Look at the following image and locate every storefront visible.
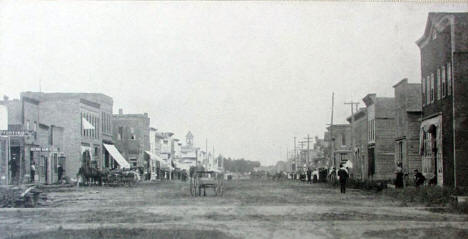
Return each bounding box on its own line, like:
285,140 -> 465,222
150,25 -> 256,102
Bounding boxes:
103,143 -> 130,169
144,151 -> 170,180
419,115 -> 443,186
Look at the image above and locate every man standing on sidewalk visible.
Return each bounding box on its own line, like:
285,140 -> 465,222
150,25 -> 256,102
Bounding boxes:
30,161 -> 36,183
338,164 -> 349,194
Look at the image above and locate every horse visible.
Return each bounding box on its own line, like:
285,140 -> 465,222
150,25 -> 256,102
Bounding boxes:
77,166 -> 109,186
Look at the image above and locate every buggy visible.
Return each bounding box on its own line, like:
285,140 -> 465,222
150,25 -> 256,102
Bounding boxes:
190,170 -> 224,196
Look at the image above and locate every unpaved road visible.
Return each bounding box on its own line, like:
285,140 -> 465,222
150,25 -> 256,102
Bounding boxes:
1,180 -> 467,239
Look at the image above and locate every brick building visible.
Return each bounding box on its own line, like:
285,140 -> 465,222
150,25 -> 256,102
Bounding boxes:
20,92 -> 115,180
416,12 -> 468,187
346,108 -> 368,180
363,94 -> 395,180
1,95 -> 65,184
325,124 -> 352,170
112,109 -> 150,169
393,79 -> 422,177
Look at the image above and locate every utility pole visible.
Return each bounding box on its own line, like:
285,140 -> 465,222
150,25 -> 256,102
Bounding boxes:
294,136 -> 297,179
299,135 -> 313,168
329,92 -> 335,170
305,134 -> 311,168
345,101 -> 359,176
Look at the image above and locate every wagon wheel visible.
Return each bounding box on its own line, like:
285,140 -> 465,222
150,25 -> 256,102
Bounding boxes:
216,177 -> 224,196
190,176 -> 196,196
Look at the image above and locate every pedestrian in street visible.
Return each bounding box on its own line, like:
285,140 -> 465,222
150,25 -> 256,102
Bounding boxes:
57,164 -> 64,183
395,162 -> 404,188
30,161 -> 36,183
307,168 -> 312,184
337,164 -> 349,194
414,170 -> 425,187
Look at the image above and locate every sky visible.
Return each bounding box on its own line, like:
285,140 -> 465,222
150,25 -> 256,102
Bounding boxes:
1,1 -> 467,166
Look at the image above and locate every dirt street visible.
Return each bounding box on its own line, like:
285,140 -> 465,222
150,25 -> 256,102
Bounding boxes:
1,180 -> 467,239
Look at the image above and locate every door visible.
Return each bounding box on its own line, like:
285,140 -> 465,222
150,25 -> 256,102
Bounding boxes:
368,147 -> 375,177
42,155 -> 48,184
10,146 -> 21,184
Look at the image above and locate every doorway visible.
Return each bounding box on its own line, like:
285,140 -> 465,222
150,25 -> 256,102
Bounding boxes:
9,146 -> 21,184
368,147 -> 375,178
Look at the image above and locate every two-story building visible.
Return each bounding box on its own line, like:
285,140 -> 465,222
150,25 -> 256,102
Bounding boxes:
112,109 -> 150,169
393,79 -> 422,177
20,92 -> 120,180
416,12 -> 468,187
346,108 -> 368,180
325,124 -> 352,170
1,95 -> 65,184
363,94 -> 395,180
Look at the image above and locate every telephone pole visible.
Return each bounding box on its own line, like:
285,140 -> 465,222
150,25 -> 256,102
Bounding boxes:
329,92 -> 335,169
305,134 -> 312,168
294,136 -> 297,179
299,135 -> 313,168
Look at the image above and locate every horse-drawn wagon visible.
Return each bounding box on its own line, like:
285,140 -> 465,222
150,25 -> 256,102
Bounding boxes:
190,170 -> 224,196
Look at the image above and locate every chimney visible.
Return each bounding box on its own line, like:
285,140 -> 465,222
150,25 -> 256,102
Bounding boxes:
144,113 -> 148,118
119,108 -> 123,115
3,95 -> 8,102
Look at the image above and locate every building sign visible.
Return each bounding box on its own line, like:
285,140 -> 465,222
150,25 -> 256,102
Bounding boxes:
0,130 -> 32,136
30,147 -> 50,152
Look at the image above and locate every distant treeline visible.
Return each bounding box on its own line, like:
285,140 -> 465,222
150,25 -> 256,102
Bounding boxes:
222,157 -> 261,173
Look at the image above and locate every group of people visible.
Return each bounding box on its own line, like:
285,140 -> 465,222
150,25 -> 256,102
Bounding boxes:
29,161 -> 64,184
394,162 -> 427,188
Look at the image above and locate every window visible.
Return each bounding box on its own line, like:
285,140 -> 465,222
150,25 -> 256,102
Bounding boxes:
447,62 -> 452,96
430,73 -> 435,103
422,77 -> 426,106
399,141 -> 403,162
368,119 -> 375,142
423,132 -> 432,157
130,128 -> 136,140
437,68 -> 441,100
49,127 -> 53,145
81,112 -> 84,136
341,133 -> 346,146
26,120 -> 30,130
441,66 -> 446,98
118,127 -> 123,140
33,121 -> 37,131
426,76 -> 431,104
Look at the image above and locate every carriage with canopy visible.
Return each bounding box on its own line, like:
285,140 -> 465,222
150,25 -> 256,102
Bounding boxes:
189,167 -> 224,196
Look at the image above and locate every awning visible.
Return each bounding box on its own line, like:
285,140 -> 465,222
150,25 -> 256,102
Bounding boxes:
103,144 -> 130,169
145,151 -> 171,169
82,117 -> 95,130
